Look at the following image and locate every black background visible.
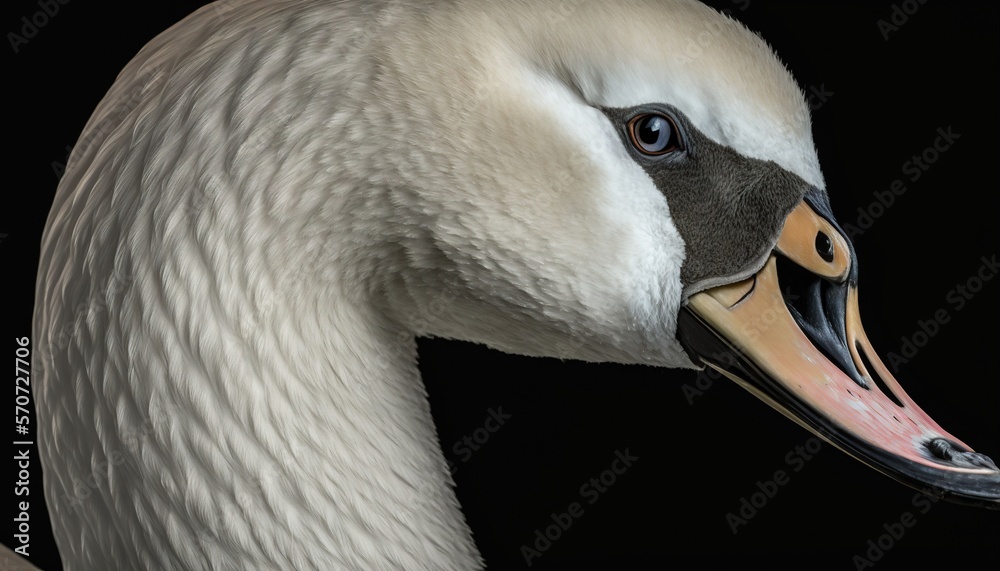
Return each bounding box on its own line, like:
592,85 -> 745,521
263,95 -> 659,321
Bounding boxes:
4,1 -> 998,570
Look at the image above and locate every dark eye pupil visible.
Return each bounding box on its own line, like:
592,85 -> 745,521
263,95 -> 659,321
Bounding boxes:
639,116 -> 666,146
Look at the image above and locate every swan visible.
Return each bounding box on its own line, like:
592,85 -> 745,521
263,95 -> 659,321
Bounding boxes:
31,0 -> 999,569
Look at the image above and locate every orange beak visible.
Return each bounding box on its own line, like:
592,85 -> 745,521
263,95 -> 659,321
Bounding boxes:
678,191 -> 999,508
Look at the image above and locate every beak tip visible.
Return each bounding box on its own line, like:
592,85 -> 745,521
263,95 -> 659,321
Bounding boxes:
683,195 -> 999,509
926,438 -> 1000,472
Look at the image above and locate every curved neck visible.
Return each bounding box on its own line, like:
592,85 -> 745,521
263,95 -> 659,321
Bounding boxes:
42,240 -> 481,569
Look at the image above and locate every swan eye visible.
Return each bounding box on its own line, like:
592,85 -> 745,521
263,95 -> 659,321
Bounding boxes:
628,113 -> 682,156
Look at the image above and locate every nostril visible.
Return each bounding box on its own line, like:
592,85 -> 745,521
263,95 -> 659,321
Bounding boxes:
926,438 -> 1000,470
815,231 -> 834,262
774,254 -> 869,389
856,341 -> 903,405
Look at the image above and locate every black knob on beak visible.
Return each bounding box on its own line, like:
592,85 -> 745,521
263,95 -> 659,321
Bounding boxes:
816,231 -> 834,262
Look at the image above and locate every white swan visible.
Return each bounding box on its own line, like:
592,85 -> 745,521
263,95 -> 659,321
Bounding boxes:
33,0 -> 999,569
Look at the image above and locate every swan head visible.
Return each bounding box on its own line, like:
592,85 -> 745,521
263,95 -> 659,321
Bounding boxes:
36,9 -> 998,568
355,0 -> 998,506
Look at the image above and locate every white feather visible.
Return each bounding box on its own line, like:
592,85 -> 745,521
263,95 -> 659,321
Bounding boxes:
34,1 -> 820,568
